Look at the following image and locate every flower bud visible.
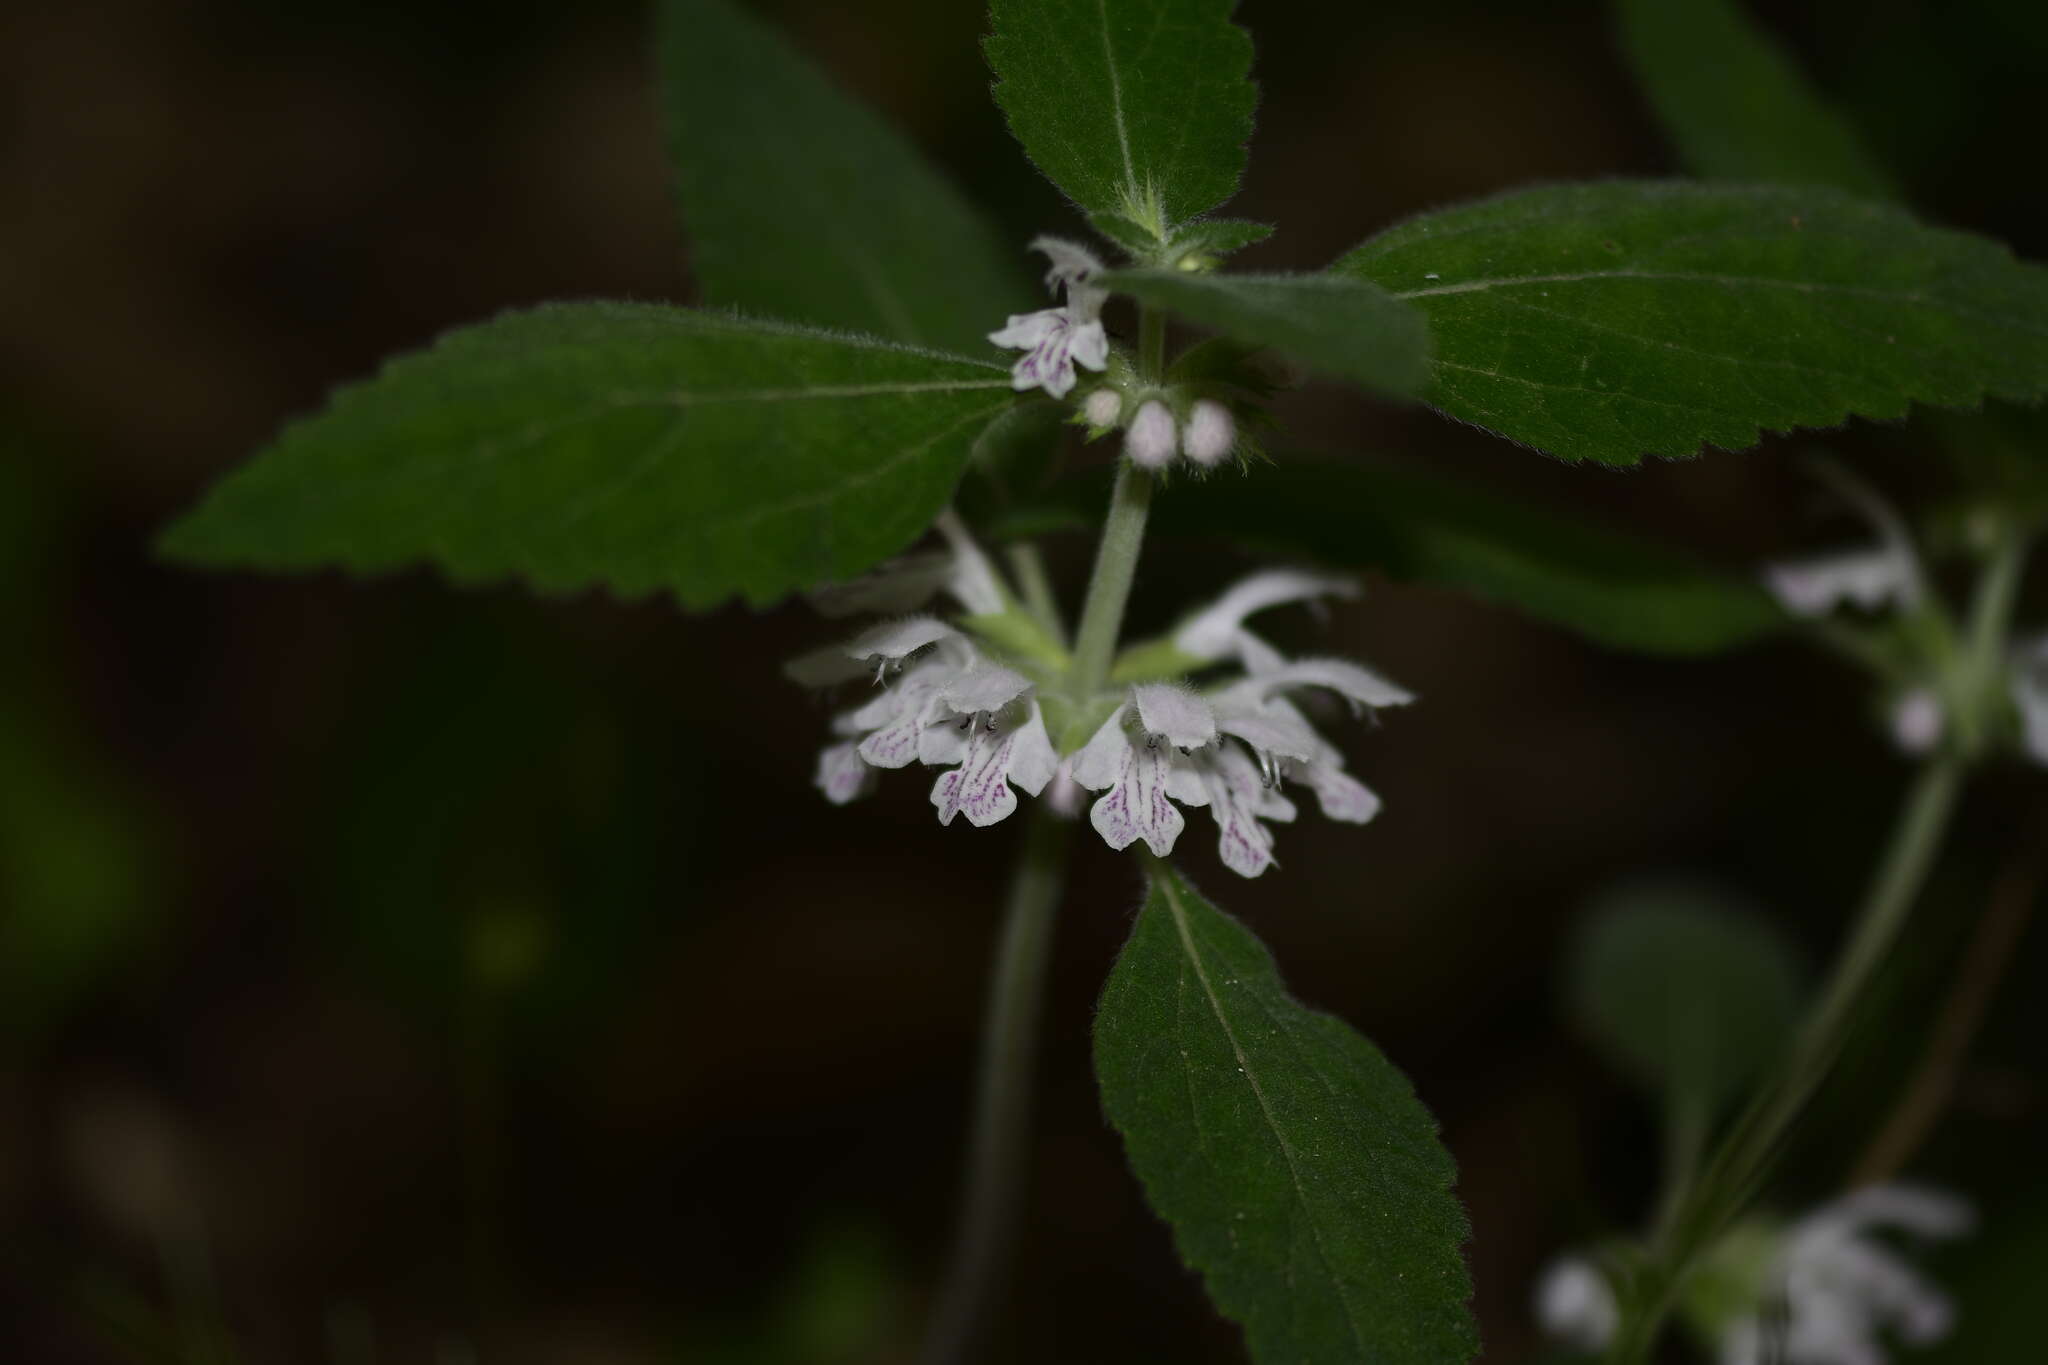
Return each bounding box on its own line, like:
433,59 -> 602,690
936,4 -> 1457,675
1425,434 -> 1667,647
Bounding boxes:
1890,687 -> 1943,755
1183,399 -> 1236,466
1126,399 -> 1177,469
1082,387 -> 1122,428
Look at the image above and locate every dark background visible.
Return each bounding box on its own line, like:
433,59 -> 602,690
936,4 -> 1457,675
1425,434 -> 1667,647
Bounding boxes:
4,0 -> 2046,1360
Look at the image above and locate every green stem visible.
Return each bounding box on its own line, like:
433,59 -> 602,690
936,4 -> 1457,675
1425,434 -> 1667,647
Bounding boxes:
917,809 -> 1074,1365
1618,757 -> 1964,1362
1612,525 -> 2034,1361
1068,462 -> 1155,694
1952,531 -> 2029,757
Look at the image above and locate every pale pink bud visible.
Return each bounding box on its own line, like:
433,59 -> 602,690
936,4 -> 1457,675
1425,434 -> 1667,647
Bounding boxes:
1126,400 -> 1177,469
1183,399 -> 1235,466
1083,387 -> 1122,427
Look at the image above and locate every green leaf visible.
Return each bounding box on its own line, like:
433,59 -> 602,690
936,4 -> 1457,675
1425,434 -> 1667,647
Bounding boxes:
1567,879 -> 1803,1113
1173,218 -> 1276,257
1615,0 -> 1899,200
1089,212 -> 1164,256
658,0 -> 1029,354
1103,270 -> 1430,396
986,0 -> 1256,230
1152,458 -> 1786,655
160,303 -> 1017,609
1096,862 -> 1477,1365
1336,182 -> 2048,465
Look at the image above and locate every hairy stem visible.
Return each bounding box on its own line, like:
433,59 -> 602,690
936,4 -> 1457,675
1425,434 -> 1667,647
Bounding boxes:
917,809 -> 1074,1365
1069,461 -> 1155,694
1067,302 -> 1165,696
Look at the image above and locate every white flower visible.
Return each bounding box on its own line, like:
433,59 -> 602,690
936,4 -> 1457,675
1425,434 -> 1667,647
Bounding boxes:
1762,470 -> 1924,619
1183,398 -> 1236,466
1071,657 -> 1408,877
2011,634 -> 2048,766
1072,705 -> 1205,857
1126,399 -> 1177,469
919,664 -> 1059,827
1535,1186 -> 1973,1365
989,238 -> 1110,399
1174,568 -> 1361,673
1764,547 -> 1919,618
1534,1256 -> 1619,1353
1721,1185 -> 1972,1365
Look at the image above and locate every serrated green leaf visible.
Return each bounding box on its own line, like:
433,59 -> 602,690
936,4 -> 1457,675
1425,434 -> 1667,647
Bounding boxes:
160,303 -> 1017,609
1616,0 -> 1898,200
986,0 -> 1255,229
1096,862 -> 1477,1365
1104,270 -> 1430,396
1567,879 -> 1803,1113
658,0 -> 1029,354
1152,458 -> 1786,655
1335,181 -> 2048,464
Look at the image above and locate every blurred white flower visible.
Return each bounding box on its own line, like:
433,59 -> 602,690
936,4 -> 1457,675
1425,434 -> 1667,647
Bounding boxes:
1721,1184 -> 1972,1365
1535,1256 -> 1619,1353
1534,1185 -> 1972,1365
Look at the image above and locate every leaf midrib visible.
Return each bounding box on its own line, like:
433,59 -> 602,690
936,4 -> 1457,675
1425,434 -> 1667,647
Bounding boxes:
1094,0 -> 1139,207
1390,269 -> 2048,341
1159,868 -> 1372,1359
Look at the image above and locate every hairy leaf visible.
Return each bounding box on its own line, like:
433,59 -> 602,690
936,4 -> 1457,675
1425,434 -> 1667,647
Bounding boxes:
1153,458 -> 1786,654
1568,879 -> 1803,1113
658,0 -> 1028,354
986,0 -> 1255,229
1097,863 -> 1477,1365
1336,181 -> 2048,464
160,304 -> 1016,609
1104,270 -> 1430,396
1616,0 -> 1898,199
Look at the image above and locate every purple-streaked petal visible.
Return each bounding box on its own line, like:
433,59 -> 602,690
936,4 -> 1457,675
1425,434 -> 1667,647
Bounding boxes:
814,741 -> 874,805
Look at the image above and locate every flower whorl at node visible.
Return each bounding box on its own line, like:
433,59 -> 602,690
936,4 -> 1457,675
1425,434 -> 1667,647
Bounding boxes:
1761,473 -> 2048,768
789,536 -> 1409,877
1535,1184 -> 1974,1365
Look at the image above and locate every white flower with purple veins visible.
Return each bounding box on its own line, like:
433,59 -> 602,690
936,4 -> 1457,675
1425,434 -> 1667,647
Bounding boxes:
1072,574 -> 1411,877
791,523 -> 1409,871
988,236 -> 1110,400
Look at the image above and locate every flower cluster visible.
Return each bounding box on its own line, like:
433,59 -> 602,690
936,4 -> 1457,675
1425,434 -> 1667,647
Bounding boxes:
990,237 -> 1242,472
788,524 -> 1409,877
1537,1184 -> 1974,1365
1762,483 -> 2046,766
